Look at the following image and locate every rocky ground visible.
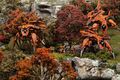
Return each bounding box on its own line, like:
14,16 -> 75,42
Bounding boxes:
70,57 -> 120,80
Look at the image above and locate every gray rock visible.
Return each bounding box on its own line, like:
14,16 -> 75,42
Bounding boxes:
112,74 -> 120,80
71,45 -> 81,53
0,17 -> 5,24
89,67 -> 100,77
71,57 -> 119,79
72,57 -> 99,67
92,60 -> 99,67
77,66 -> 90,79
0,45 -> 6,50
20,0 -> 30,3
101,68 -> 115,79
20,0 -> 35,11
0,42 -> 4,47
72,57 -> 100,79
116,63 -> 120,73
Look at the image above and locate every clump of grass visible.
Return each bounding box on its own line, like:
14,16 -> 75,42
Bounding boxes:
52,52 -> 75,60
81,53 -> 97,59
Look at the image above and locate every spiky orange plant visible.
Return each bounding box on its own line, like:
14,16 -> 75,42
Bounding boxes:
80,29 -> 115,58
78,0 -> 117,58
5,8 -> 47,52
87,0 -> 117,36
5,8 -> 46,33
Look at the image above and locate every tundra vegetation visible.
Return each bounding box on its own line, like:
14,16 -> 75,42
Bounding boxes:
0,0 -> 120,80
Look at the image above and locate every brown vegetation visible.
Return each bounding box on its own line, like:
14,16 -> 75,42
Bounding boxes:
9,48 -> 77,80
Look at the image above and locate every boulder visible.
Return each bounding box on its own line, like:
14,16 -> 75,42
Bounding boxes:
72,57 -> 100,79
72,57 -> 99,67
20,0 -> 34,11
0,45 -> 6,50
101,68 -> 115,79
20,0 -> 30,3
71,57 -> 118,80
116,63 -> 120,73
77,66 -> 90,79
0,17 -> 5,24
112,74 -> 120,80
89,67 -> 100,78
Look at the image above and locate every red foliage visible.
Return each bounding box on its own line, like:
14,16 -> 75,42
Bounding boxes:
57,5 -> 86,27
54,0 -> 94,43
0,34 -> 6,42
0,51 -> 4,64
71,0 -> 93,14
55,5 -> 86,42
102,0 -> 120,17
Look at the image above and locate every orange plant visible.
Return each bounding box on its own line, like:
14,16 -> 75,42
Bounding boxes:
9,59 -> 32,80
78,0 -> 117,58
61,61 -> 78,80
10,48 -> 77,80
5,9 -> 47,52
87,0 -> 117,36
80,29 -> 115,58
